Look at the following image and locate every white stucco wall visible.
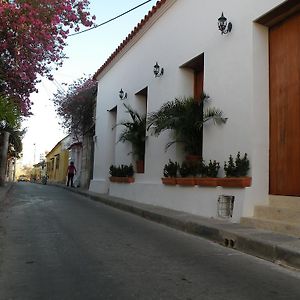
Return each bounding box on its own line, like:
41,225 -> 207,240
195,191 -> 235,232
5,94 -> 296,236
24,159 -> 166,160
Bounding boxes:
90,0 -> 287,221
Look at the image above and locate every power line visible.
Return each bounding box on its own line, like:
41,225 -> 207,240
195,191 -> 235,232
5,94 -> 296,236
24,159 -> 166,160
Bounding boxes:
53,78 -> 66,93
69,0 -> 153,37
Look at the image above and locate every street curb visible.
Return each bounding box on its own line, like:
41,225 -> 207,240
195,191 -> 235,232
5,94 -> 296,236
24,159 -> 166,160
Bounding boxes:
59,185 -> 300,270
234,234 -> 300,270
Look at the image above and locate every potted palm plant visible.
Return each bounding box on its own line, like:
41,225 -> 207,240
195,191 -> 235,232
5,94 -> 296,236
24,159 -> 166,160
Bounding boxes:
116,104 -> 146,173
147,93 -> 227,161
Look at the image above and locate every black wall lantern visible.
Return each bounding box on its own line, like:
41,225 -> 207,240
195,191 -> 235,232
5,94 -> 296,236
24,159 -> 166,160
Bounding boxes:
119,88 -> 127,100
153,62 -> 164,77
218,12 -> 232,34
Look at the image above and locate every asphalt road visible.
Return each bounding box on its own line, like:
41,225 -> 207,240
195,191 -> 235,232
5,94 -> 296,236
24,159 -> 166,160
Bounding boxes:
0,183 -> 300,300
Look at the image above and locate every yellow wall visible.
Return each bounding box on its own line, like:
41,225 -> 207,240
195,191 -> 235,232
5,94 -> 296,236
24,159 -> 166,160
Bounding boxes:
46,140 -> 69,184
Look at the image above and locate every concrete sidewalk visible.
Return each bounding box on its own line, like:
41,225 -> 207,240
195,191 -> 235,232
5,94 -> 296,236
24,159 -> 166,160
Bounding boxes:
58,185 -> 300,271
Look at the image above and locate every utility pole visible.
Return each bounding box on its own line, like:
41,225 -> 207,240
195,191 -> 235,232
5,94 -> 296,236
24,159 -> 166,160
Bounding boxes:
33,143 -> 36,164
0,131 -> 10,186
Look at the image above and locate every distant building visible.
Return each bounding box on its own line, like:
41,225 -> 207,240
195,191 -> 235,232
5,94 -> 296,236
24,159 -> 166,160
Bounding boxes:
46,136 -> 70,184
31,160 -> 46,182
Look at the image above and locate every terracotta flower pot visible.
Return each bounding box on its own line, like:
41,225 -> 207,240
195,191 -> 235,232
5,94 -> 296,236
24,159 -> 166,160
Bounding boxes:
195,177 -> 219,187
123,177 -> 135,183
161,177 -> 177,185
218,177 -> 252,188
109,176 -> 135,183
185,155 -> 202,162
109,176 -> 118,183
176,177 -> 196,186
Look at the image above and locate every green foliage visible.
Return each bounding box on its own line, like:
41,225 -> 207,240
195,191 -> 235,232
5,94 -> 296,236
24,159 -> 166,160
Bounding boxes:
203,160 -> 220,177
224,155 -> 236,177
147,93 -> 227,155
0,94 -> 24,158
178,161 -> 198,177
179,161 -> 190,178
0,94 -> 21,130
166,158 -> 221,178
7,127 -> 25,159
117,104 -> 146,160
163,159 -> 179,178
188,161 -> 199,177
224,152 -> 250,177
109,164 -> 134,177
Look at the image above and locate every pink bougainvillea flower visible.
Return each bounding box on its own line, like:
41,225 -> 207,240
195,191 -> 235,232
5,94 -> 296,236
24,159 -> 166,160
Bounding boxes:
0,0 -> 96,116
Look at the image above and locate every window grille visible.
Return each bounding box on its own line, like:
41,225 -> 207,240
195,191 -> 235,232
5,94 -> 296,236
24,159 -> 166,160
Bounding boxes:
218,195 -> 235,218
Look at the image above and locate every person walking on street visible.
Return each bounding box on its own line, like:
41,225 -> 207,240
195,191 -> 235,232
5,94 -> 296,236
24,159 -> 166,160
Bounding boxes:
67,161 -> 76,187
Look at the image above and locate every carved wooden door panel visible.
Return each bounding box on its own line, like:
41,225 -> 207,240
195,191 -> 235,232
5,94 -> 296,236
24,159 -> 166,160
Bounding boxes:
269,12 -> 300,195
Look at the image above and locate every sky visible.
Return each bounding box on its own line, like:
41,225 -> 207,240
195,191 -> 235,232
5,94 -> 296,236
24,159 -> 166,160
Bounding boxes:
21,0 -> 155,166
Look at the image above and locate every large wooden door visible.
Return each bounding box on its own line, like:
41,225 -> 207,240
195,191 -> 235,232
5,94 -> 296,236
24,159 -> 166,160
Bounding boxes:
269,11 -> 300,196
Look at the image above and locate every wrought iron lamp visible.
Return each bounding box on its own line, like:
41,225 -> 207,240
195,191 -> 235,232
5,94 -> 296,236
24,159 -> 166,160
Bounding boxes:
119,88 -> 127,100
218,12 -> 232,34
153,62 -> 164,77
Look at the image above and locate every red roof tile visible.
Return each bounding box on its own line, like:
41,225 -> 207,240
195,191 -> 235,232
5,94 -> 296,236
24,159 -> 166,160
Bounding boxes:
93,0 -> 167,79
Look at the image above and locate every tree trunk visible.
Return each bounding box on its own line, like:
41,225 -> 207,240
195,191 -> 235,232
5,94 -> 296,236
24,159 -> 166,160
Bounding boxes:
0,131 -> 10,186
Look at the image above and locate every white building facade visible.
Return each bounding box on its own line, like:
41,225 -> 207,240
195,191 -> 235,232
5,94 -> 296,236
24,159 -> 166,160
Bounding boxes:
90,0 -> 300,222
